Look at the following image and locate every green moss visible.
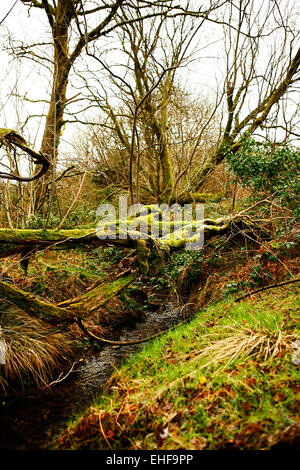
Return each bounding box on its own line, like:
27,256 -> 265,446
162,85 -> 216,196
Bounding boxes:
0,280 -> 74,324
0,228 -> 130,257
0,128 -> 26,144
0,269 -> 138,325
63,272 -> 138,312
0,228 -> 96,243
136,239 -> 151,274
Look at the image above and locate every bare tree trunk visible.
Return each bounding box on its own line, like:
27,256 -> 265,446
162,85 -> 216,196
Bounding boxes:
34,1 -> 73,212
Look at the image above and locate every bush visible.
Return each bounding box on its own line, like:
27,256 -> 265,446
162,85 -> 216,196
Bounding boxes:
226,137 -> 300,215
162,251 -> 204,292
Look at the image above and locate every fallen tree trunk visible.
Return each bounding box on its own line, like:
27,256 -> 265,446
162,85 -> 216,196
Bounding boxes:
0,228 -> 133,258
57,270 -> 138,316
0,271 -> 138,325
0,210 -> 255,325
0,212 -> 249,278
0,214 -> 238,257
0,279 -> 75,324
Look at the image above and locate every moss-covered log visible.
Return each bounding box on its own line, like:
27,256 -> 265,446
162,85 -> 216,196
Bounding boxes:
136,240 -> 151,274
156,220 -> 230,250
0,271 -> 138,325
0,280 -> 74,324
0,228 -> 133,258
0,212 -> 243,260
58,271 -> 138,315
0,215 -> 224,258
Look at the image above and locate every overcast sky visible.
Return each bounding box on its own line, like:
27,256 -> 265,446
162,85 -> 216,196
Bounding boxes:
0,1 -> 226,149
0,0 -> 299,166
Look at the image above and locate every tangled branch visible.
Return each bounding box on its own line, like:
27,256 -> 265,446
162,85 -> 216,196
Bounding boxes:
0,128 -> 50,182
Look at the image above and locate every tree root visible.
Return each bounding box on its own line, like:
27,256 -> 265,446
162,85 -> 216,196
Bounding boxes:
76,316 -> 190,346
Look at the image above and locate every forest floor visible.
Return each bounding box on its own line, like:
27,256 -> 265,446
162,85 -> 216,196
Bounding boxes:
0,198 -> 299,450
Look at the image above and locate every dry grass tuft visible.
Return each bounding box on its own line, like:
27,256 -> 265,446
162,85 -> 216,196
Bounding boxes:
199,323 -> 297,367
0,306 -> 74,394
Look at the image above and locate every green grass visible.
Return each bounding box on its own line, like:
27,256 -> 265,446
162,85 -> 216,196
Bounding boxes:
56,284 -> 300,450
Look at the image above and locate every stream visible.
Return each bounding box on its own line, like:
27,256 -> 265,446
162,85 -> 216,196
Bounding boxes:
0,300 -> 189,450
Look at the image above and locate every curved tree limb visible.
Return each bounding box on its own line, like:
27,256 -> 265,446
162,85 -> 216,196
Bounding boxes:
234,278 -> 300,303
0,128 -> 50,182
76,316 -> 190,346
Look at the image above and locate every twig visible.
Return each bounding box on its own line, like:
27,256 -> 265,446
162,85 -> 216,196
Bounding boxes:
234,278 -> 300,302
76,315 -> 191,346
45,359 -> 83,388
115,391 -> 129,430
99,410 -> 112,450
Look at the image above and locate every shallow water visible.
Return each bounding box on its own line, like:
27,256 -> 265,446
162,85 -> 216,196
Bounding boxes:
0,301 -> 188,450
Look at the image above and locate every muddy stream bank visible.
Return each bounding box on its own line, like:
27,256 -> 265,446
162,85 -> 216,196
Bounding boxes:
0,301 -> 189,450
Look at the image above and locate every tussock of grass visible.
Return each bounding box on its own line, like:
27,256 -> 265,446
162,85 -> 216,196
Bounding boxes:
57,286 -> 300,450
0,307 -> 74,394
199,324 -> 295,364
